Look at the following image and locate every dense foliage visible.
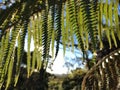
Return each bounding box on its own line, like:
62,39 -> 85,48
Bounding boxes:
0,0 -> 120,90
62,68 -> 86,90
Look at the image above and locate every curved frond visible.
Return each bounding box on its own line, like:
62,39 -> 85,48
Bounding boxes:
82,48 -> 120,90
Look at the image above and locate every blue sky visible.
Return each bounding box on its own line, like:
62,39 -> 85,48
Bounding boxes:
24,37 -> 86,74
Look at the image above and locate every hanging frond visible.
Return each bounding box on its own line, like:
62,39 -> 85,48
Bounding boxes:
80,0 -> 98,53
14,19 -> 29,85
0,22 -> 21,88
41,7 -> 48,63
49,0 -> 55,59
67,0 -> 85,58
27,22 -> 32,77
0,30 -> 10,88
99,0 -> 120,49
5,47 -> 15,90
54,0 -> 63,59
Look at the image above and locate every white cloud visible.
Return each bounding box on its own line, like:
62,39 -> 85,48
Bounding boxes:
47,50 -> 68,74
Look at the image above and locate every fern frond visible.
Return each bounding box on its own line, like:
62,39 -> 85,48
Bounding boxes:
100,64 -> 107,90
45,0 -> 56,67
101,0 -> 120,49
0,0 -> 120,89
14,19 -> 28,85
82,48 -> 120,90
54,0 -> 63,59
108,58 -> 118,87
37,13 -> 43,70
5,47 -> 15,90
32,17 -> 38,73
104,59 -> 113,89
61,3 -> 68,55
41,9 -> 48,61
27,22 -> 31,77
0,30 -> 10,88
51,30 -> 55,59
0,22 -> 21,89
31,50 -> 36,74
0,1 -> 25,38
113,0 -> 120,40
67,0 -> 85,58
48,0 -> 56,59
98,1 -> 103,49
28,22 -> 38,74
80,0 -> 98,53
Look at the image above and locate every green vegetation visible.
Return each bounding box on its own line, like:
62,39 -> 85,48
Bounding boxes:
62,68 -> 86,90
0,0 -> 120,90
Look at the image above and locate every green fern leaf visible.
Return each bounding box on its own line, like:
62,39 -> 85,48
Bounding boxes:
54,0 -> 63,59
67,0 -> 85,58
